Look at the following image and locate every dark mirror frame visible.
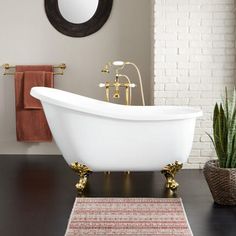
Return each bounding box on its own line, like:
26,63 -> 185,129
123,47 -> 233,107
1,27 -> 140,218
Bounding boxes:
45,0 -> 113,37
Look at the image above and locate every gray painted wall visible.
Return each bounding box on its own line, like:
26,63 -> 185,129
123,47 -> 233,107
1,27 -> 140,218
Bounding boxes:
0,0 -> 152,154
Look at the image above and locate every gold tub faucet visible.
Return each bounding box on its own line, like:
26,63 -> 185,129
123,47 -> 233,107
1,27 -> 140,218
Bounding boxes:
99,75 -> 135,105
101,61 -> 145,106
100,61 -> 140,106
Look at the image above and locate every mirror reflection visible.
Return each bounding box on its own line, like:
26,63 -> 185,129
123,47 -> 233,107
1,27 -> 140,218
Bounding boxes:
58,0 -> 99,24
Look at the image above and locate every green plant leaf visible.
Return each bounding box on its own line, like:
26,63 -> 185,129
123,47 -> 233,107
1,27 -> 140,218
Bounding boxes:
210,87 -> 236,168
225,87 -> 229,120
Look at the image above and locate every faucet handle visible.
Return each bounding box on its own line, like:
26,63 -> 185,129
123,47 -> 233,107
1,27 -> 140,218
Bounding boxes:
99,83 -> 106,88
129,83 -> 136,88
101,64 -> 110,74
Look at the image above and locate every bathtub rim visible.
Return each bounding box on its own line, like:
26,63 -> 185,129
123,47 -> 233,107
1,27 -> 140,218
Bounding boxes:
31,87 -> 203,121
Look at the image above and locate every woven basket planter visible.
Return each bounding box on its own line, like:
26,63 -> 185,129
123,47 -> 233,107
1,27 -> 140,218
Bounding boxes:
203,160 -> 236,205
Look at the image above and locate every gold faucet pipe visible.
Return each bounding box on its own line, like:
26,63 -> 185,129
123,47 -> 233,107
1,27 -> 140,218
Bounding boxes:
125,85 -> 130,105
113,81 -> 121,99
102,83 -> 131,88
105,82 -> 110,102
116,74 -> 133,105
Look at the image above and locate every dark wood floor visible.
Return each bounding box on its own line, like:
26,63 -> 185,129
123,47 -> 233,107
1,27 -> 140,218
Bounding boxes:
0,155 -> 235,236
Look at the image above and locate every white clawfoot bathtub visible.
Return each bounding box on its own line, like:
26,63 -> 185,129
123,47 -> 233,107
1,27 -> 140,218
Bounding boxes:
31,87 -> 202,172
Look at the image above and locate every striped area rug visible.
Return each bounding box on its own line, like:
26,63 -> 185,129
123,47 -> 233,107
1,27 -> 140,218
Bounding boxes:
65,198 -> 193,236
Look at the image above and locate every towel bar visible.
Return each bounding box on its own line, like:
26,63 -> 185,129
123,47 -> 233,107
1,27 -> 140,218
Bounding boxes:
2,63 -> 66,76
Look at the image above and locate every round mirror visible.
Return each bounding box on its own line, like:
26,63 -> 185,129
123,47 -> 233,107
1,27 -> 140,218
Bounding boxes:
58,0 -> 99,24
45,0 -> 113,37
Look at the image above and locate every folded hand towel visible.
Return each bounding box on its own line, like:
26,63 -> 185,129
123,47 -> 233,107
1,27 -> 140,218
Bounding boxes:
24,71 -> 46,109
15,65 -> 54,142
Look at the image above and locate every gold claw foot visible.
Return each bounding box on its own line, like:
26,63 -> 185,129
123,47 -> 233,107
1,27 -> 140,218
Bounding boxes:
70,162 -> 92,192
161,161 -> 183,191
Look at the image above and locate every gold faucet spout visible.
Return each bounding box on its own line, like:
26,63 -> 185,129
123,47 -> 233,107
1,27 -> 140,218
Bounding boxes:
113,81 -> 121,99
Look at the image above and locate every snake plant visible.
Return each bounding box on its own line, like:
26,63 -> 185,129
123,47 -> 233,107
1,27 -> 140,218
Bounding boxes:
207,88 -> 236,168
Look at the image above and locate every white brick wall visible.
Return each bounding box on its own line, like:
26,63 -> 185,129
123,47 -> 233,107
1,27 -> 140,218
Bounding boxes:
154,0 -> 236,168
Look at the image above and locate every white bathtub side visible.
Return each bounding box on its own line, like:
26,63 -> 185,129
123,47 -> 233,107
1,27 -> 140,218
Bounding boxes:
43,102 -> 196,171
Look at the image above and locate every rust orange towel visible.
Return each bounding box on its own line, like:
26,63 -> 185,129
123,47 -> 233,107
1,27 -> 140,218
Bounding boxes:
15,65 -> 54,142
23,71 -> 45,109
